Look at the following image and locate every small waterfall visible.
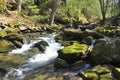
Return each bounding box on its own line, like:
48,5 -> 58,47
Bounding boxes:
4,33 -> 62,80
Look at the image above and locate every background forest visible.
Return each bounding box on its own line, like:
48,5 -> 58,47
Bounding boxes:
0,0 -> 120,25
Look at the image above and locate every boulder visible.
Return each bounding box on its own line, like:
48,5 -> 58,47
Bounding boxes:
58,43 -> 88,64
34,40 -> 49,52
84,65 -> 113,80
0,31 -> 7,38
0,40 -> 16,53
91,37 -> 120,65
13,40 -> 23,48
114,68 -> 120,79
64,29 -> 83,37
4,28 -> 20,34
82,36 -> 93,45
4,33 -> 23,43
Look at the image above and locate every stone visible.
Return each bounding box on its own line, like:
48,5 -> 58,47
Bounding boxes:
58,43 -> 88,64
0,40 -> 16,53
54,58 -> 69,69
0,31 -> 7,38
84,65 -> 113,80
4,33 -> 23,43
82,36 -> 93,45
34,40 -> 49,52
91,37 -> 120,65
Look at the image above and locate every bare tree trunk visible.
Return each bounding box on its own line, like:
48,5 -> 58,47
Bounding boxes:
99,0 -> 109,24
49,0 -> 59,26
18,0 -> 22,12
118,0 -> 120,15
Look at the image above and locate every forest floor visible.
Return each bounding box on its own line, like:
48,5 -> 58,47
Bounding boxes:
0,10 -> 42,27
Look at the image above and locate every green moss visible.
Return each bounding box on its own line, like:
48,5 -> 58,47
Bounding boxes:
92,66 -> 110,74
0,31 -> 7,38
100,77 -> 112,80
115,68 -> 120,72
0,40 -> 15,53
84,71 -> 98,80
61,43 -> 88,54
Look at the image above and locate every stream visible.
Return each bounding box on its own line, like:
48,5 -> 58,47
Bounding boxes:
3,33 -> 62,80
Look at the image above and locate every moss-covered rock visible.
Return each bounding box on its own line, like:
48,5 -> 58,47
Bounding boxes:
60,43 -> 88,54
4,28 -> 20,34
64,29 -> 83,37
4,33 -> 23,43
58,43 -> 88,64
0,54 -> 26,71
0,30 -> 7,38
84,65 -> 113,80
12,40 -> 23,48
0,40 -> 16,53
84,71 -> 98,80
114,68 -> 120,79
91,37 -> 120,65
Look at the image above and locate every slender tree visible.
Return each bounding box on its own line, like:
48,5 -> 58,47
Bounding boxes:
99,0 -> 109,21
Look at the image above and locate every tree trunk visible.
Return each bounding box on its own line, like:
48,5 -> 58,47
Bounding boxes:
49,0 -> 59,26
18,0 -> 22,12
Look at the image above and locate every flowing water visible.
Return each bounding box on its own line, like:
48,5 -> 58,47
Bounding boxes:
4,33 -> 62,80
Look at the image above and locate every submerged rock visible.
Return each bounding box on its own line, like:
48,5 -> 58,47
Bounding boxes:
58,43 -> 88,64
0,54 -> 26,71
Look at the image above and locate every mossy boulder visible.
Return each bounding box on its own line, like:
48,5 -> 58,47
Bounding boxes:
91,37 -> 120,65
0,40 -> 16,53
114,68 -> 120,79
58,43 -> 88,64
84,71 -> 98,80
4,28 -> 20,34
4,33 -> 23,43
0,54 -> 26,71
84,65 -> 113,80
12,40 -> 23,48
0,31 -> 7,38
63,29 -> 83,37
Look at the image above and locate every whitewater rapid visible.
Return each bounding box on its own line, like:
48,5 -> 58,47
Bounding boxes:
4,33 -> 62,80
